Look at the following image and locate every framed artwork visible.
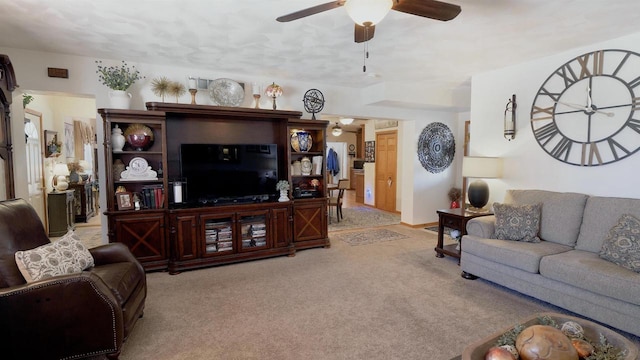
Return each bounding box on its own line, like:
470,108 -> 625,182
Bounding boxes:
64,122 -> 74,159
116,192 -> 134,210
374,120 -> 398,130
364,141 -> 375,162
44,130 -> 60,157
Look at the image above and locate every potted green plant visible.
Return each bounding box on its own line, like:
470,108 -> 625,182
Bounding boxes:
276,180 -> 290,202
96,60 -> 143,109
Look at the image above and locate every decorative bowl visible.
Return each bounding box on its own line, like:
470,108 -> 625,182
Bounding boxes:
128,134 -> 151,151
124,124 -> 154,150
461,312 -> 638,360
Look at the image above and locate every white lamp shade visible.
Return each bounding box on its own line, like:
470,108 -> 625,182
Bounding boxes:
339,117 -> 354,125
332,126 -> 343,136
462,157 -> 503,179
53,163 -> 70,176
344,0 -> 393,26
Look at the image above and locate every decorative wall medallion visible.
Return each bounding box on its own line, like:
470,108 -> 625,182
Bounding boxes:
417,122 -> 455,173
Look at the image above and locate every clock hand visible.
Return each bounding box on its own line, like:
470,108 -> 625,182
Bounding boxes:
554,100 -> 588,111
554,100 -> 615,117
586,85 -> 592,109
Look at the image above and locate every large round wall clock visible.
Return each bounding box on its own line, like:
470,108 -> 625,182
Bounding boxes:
417,122 -> 455,173
530,49 -> 640,166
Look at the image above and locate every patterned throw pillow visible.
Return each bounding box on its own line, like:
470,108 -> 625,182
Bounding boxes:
599,214 -> 640,273
14,230 -> 95,283
493,202 -> 542,242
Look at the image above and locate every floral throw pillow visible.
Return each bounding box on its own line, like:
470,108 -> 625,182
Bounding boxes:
14,230 -> 95,283
493,202 -> 542,243
599,214 -> 640,273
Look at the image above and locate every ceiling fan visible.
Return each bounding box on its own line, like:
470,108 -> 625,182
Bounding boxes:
276,0 -> 461,43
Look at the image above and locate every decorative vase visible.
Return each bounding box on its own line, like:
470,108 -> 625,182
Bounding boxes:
109,90 -> 132,109
290,131 -> 313,152
112,159 -> 125,182
111,125 -> 126,152
300,157 -> 312,175
450,200 -> 460,209
69,171 -> 80,184
278,189 -> 289,202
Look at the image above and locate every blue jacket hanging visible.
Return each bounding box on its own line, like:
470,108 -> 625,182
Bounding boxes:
327,148 -> 340,176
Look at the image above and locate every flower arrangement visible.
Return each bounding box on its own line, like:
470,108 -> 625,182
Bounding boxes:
67,161 -> 84,173
276,180 -> 290,191
96,60 -> 144,91
448,187 -> 461,202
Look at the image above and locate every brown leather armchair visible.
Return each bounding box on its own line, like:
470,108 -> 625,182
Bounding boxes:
0,198 -> 146,359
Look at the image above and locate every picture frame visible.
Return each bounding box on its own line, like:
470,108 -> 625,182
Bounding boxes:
364,141 -> 375,162
64,122 -> 74,159
116,192 -> 134,210
44,130 -> 60,157
374,120 -> 398,130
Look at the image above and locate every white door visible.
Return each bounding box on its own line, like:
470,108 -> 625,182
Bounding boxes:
24,109 -> 47,226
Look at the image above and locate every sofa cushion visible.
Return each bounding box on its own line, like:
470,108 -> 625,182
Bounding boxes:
599,214 -> 640,272
462,235 -> 572,274
14,231 -> 94,283
576,196 -> 640,253
493,202 -> 541,242
504,190 -> 588,246
540,250 -> 640,306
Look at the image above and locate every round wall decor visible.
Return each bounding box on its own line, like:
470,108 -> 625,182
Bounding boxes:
417,122 -> 455,173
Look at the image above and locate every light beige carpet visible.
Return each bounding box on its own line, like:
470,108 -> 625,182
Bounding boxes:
114,224 -> 640,360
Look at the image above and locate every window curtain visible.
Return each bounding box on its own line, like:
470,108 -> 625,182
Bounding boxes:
73,120 -> 94,161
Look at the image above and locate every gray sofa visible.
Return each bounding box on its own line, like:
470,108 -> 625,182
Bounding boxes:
460,189 -> 640,337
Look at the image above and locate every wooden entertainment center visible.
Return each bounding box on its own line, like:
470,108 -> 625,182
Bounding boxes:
99,103 -> 329,274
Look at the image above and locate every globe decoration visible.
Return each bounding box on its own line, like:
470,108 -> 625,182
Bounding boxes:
417,122 -> 455,173
303,89 -> 325,120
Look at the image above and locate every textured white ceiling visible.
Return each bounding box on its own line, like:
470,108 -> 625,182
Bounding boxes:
1,0 -> 640,91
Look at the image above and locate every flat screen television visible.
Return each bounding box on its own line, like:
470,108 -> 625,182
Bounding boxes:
180,143 -> 279,204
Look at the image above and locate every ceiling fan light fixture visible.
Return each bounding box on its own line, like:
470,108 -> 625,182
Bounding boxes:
339,117 -> 354,125
344,0 -> 392,26
332,123 -> 343,136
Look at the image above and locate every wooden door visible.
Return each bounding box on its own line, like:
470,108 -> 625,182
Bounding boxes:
24,109 -> 47,226
375,131 -> 397,212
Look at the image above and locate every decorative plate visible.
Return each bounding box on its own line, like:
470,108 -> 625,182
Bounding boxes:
417,122 -> 455,174
208,78 -> 245,107
124,123 -> 154,142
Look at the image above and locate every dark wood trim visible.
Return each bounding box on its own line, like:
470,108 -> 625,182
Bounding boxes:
0,54 -> 16,199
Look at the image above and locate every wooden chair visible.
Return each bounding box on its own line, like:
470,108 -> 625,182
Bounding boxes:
328,179 -> 349,223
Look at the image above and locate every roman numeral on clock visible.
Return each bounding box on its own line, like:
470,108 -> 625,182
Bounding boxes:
578,51 -> 604,78
531,106 -> 554,121
533,122 -> 559,145
550,137 -> 572,161
581,143 -> 602,166
555,64 -> 579,87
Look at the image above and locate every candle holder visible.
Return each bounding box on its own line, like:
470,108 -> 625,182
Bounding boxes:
253,94 -> 261,109
189,89 -> 197,105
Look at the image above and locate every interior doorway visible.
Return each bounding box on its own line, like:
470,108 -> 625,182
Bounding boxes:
24,108 -> 47,226
375,131 -> 397,212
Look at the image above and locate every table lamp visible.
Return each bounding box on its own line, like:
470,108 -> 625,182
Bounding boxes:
462,156 -> 503,209
52,163 -> 70,192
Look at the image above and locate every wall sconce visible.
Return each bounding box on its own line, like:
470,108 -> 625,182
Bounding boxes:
504,94 -> 516,141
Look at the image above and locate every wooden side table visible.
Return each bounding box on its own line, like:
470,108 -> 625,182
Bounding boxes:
435,208 -> 493,260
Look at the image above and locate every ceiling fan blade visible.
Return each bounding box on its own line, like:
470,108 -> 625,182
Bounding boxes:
354,24 -> 375,43
392,0 -> 461,21
276,1 -> 346,22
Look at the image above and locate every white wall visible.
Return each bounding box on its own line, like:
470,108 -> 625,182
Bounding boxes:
470,32 -> 640,202
1,46 -> 467,233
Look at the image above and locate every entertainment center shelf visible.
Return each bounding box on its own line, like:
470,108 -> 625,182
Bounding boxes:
99,104 -> 330,273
